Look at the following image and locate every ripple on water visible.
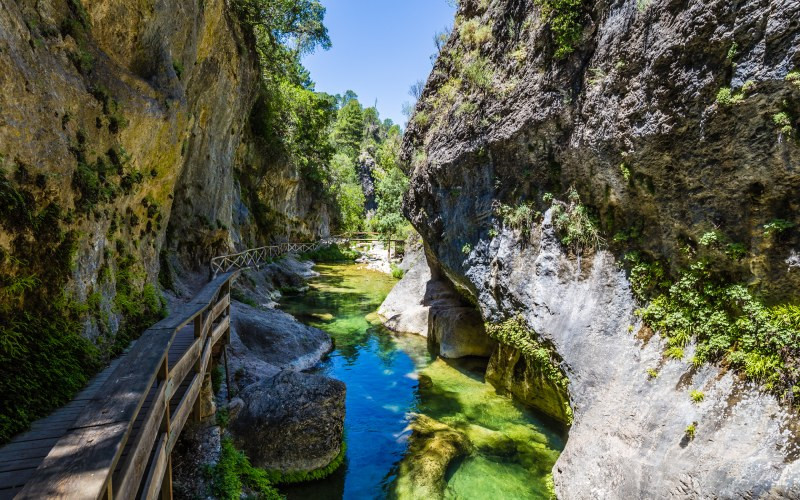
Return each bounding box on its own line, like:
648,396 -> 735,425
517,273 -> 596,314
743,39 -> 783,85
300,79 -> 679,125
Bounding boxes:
277,263 -> 564,499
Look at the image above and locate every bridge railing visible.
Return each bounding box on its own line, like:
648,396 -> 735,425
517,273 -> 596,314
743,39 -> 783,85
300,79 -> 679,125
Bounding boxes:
209,240 -> 337,276
18,272 -> 235,500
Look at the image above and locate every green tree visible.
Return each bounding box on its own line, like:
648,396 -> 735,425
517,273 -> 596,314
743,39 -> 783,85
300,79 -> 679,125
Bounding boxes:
329,153 -> 365,232
332,98 -> 365,157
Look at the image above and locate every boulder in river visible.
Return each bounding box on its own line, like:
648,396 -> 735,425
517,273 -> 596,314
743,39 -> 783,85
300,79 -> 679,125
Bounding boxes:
231,302 -> 333,376
229,370 -> 346,473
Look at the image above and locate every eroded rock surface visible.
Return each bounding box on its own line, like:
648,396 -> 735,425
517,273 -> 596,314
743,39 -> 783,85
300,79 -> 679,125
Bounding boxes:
229,370 -> 346,473
403,0 -> 800,496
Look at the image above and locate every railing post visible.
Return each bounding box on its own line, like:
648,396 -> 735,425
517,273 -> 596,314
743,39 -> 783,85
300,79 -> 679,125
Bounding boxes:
192,314 -> 203,423
158,357 -> 172,500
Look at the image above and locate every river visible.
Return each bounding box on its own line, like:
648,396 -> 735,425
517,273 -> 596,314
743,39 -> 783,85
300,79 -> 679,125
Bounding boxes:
277,263 -> 565,499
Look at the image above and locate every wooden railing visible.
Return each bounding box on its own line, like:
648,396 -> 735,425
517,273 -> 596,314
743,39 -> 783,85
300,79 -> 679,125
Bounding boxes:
17,273 -> 235,500
210,236 -> 407,277
209,240 -> 341,276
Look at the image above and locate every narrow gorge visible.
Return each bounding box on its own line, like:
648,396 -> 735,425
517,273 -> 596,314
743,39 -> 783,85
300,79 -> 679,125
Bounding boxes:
0,0 -> 798,498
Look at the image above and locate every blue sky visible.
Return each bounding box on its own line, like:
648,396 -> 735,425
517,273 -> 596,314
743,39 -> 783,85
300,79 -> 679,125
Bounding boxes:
302,0 -> 456,126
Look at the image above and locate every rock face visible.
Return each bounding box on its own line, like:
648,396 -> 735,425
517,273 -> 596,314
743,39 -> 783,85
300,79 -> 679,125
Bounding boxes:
357,151 -> 378,214
229,370 -> 346,473
428,304 -> 494,359
378,244 -> 432,335
403,0 -> 800,497
380,244 -> 495,358
486,343 -> 571,425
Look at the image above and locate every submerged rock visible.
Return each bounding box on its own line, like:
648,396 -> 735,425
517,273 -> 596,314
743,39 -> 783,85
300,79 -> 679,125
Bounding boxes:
229,370 -> 346,473
391,414 -> 473,500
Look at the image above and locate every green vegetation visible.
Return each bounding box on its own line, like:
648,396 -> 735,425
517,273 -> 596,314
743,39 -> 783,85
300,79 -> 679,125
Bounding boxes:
233,0 -> 408,238
495,202 -> 540,240
534,0 -> 586,58
716,86 -> 750,107
690,390 -> 705,403
786,70 -> 800,89
206,438 -> 282,500
764,218 -> 795,236
646,368 -> 659,379
633,259 -> 800,400
390,263 -> 405,279
0,164 -> 103,443
772,112 -> 794,136
550,187 -> 602,254
207,438 -> 347,498
301,243 -> 358,263
685,422 -> 697,440
459,18 -> 493,47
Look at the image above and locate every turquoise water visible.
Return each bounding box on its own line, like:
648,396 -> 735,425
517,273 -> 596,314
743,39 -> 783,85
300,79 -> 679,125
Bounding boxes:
277,263 -> 565,499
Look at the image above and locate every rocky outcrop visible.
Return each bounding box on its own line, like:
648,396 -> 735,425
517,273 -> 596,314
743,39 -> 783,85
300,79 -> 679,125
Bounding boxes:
391,414 -> 472,500
229,370 -> 346,473
428,304 -> 494,359
231,302 -> 333,378
486,343 -> 571,425
379,244 -> 495,358
403,0 -> 800,496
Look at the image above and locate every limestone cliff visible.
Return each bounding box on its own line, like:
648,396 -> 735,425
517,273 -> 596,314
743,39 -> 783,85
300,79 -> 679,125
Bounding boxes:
0,0 -> 329,441
403,0 -> 800,497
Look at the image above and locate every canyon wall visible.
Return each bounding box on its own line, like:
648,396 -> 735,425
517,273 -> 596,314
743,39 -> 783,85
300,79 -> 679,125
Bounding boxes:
0,0 -> 328,440
403,0 -> 800,496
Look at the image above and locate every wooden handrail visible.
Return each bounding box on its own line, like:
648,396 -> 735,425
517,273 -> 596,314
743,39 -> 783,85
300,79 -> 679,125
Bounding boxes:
17,272 -> 235,500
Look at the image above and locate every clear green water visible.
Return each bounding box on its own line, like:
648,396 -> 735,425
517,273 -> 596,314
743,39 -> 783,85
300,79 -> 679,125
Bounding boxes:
277,263 -> 565,499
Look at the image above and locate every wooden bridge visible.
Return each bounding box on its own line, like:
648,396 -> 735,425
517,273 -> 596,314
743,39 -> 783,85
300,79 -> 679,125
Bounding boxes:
0,236 -> 402,499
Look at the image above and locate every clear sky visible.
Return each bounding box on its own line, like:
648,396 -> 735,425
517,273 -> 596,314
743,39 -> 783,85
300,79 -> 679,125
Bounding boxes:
302,0 -> 456,126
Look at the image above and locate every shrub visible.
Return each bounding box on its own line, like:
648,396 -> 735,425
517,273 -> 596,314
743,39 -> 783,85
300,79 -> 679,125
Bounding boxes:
390,263 -> 405,279
772,112 -> 793,135
636,260 -> 800,399
206,439 -> 281,500
764,218 -> 795,236
459,18 -> 493,47
496,202 -> 540,240
461,242 -> 472,255
786,70 -> 800,89
550,187 -> 602,254
462,55 -> 494,93
646,368 -> 659,379
685,423 -> 697,440
716,87 -> 744,106
535,0 -> 586,58
690,390 -> 705,403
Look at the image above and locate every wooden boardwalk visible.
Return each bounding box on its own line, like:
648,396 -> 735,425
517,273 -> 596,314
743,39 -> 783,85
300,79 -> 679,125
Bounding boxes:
0,273 -> 234,499
0,237 -> 388,499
